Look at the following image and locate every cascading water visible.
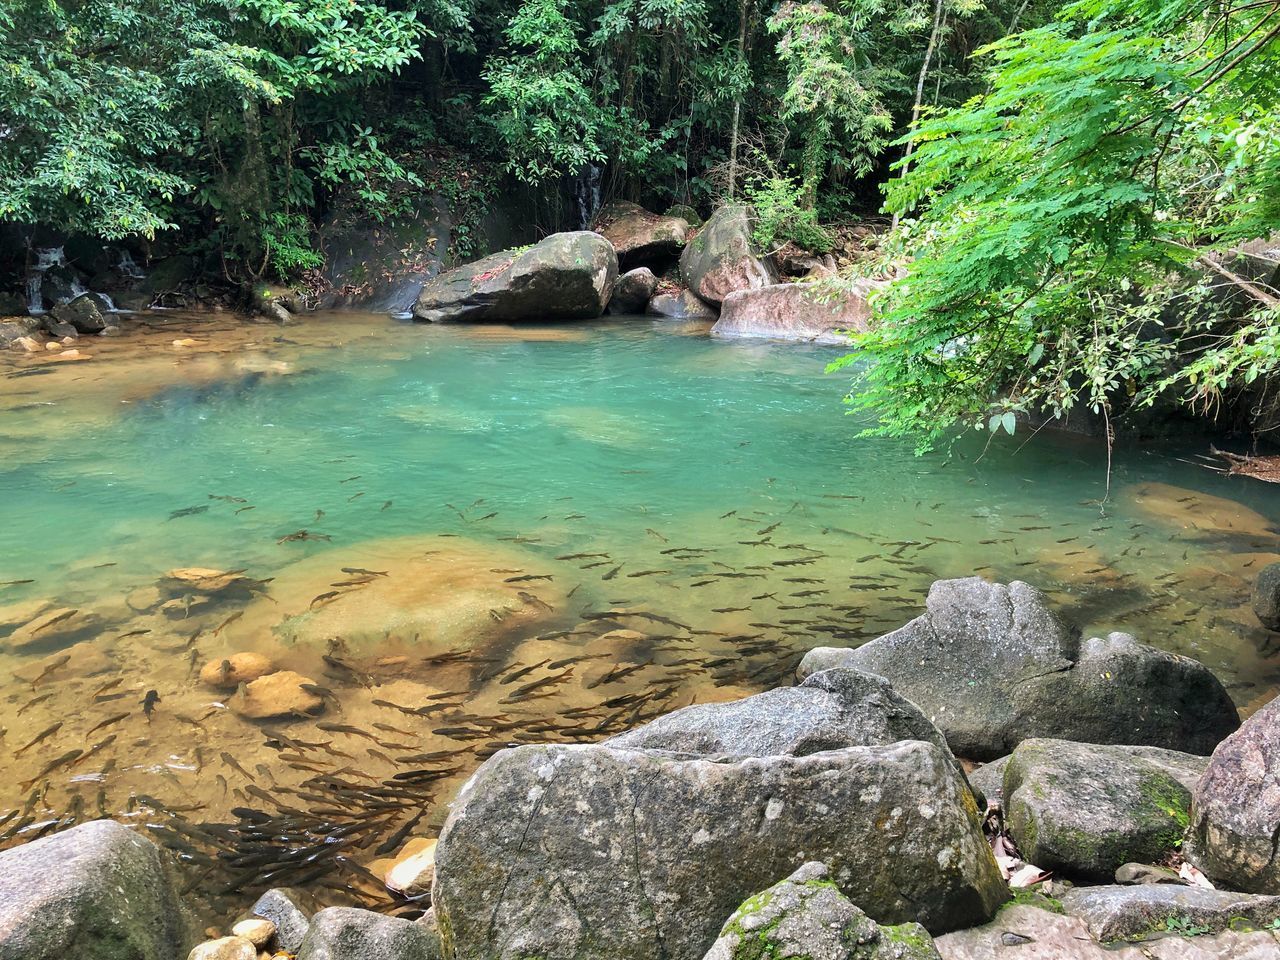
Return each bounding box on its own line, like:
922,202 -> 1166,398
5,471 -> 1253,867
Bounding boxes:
573,163 -> 603,230
25,246 -> 66,314
115,249 -> 146,280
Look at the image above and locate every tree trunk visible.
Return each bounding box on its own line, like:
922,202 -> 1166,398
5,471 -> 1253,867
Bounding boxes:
892,0 -> 945,229
726,0 -> 752,198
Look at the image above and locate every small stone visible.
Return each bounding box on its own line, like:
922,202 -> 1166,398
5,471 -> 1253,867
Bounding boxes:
45,339 -> 63,351
1253,562 -> 1280,630
999,931 -> 1034,946
160,567 -> 256,598
251,887 -> 317,953
187,936 -> 257,960
230,671 -> 324,720
200,652 -> 276,690
385,839 -> 438,899
15,336 -> 41,352
232,918 -> 277,948
173,338 -> 199,347
1115,862 -> 1181,885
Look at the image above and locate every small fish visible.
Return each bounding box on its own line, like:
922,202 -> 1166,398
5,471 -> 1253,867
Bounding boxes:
602,565 -> 622,581
141,690 -> 161,720
220,752 -> 253,779
235,505 -> 256,515
504,574 -> 553,583
340,475 -> 362,483
209,494 -> 248,503
342,567 -> 388,577
168,505 -> 210,520
15,722 -> 63,756
277,529 -> 332,544
20,750 -> 82,791
17,693 -> 53,715
381,501 -> 393,511
28,654 -> 71,687
645,528 -> 669,543
85,713 -> 129,736
213,611 -> 243,636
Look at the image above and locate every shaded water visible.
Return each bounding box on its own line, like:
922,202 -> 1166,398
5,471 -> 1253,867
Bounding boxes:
1,311 -> 1277,913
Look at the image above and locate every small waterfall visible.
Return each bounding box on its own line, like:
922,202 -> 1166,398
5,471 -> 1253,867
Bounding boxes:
115,249 -> 146,279
574,164 -> 602,230
25,246 -> 67,315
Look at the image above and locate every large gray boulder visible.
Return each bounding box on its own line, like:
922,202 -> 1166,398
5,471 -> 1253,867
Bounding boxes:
0,820 -> 195,960
710,279 -> 882,344
798,578 -> 1240,760
608,667 -> 957,766
679,205 -> 778,306
1253,562 -> 1280,630
1061,885 -> 1280,942
1186,694 -> 1280,893
703,862 -> 941,960
607,267 -> 659,315
591,201 -> 689,267
51,293 -> 116,333
249,887 -> 319,953
432,738 -> 1005,960
1002,739 -> 1206,880
297,907 -> 439,960
413,232 -> 617,323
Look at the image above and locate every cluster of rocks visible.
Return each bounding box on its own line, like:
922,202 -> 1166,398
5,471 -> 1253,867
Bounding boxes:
5,576 -> 1280,960
411,201 -> 878,343
0,292 -> 120,356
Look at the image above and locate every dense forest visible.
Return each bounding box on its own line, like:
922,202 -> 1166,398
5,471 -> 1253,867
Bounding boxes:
1,0 -> 1278,447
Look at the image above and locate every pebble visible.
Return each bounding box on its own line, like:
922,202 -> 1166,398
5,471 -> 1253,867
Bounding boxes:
231,918 -> 277,948
187,936 -> 257,960
230,670 -> 325,720
200,652 -> 276,690
385,838 -> 438,899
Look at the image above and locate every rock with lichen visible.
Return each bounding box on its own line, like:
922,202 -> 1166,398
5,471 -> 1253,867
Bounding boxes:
1003,738 -> 1206,880
702,862 -> 942,960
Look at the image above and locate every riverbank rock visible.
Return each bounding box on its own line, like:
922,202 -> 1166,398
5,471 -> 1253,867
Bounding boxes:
680,205 -> 778,306
199,652 -> 275,689
229,670 -> 324,720
433,737 -> 1005,960
666,204 -> 703,227
607,666 -> 959,770
297,907 -> 439,960
710,279 -> 881,344
608,267 -> 659,314
1252,562 -> 1280,629
703,862 -> 942,960
592,201 -> 690,267
967,757 -> 1010,808
413,232 -> 617,323
0,316 -> 41,347
1061,885 -> 1280,942
51,294 -> 116,334
187,936 -> 256,960
797,578 -> 1240,760
230,918 -> 275,948
1185,694 -> 1280,892
0,820 -> 195,960
250,888 -> 318,953
1002,739 -> 1206,880
646,288 -> 718,320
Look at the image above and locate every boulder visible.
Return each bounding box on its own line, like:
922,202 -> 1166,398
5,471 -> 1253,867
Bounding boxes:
591,201 -> 689,267
1060,885 -> 1280,942
967,757 -> 1009,809
186,937 -> 256,960
1186,694 -> 1280,892
51,294 -> 115,334
646,288 -> 718,321
797,578 -> 1240,760
665,204 -> 703,228
250,887 -> 317,953
679,205 -> 778,306
1114,862 -> 1181,885
703,862 -> 942,960
158,567 -> 259,599
413,232 -> 617,323
607,667 -> 958,770
385,839 -> 437,899
0,820 -> 194,960
198,652 -> 275,690
1002,739 -> 1206,880
297,907 -> 439,960
711,279 -> 881,344
1252,562 -> 1280,630
229,670 -> 324,720
432,738 -> 1006,960
607,267 -> 659,315
0,316 -> 41,347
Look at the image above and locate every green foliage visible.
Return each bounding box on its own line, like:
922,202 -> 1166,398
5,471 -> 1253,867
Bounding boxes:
745,174 -> 833,252
834,0 -> 1280,451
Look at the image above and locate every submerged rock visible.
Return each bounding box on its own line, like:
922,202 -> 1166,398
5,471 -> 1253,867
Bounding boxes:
0,820 -> 195,960
250,887 -> 318,953
0,316 -> 41,348
51,293 -> 116,334
1122,482 -> 1277,540
608,267 -> 659,314
187,937 -> 256,960
1253,562 -> 1280,630
5,606 -> 103,653
413,232 -> 617,323
433,734 -> 1005,960
1002,739 -> 1205,880
385,838 -> 438,899
592,201 -> 689,267
680,205 -> 778,306
703,862 -> 942,960
710,279 -> 881,344
646,288 -> 718,320
159,567 -> 259,599
229,918 -> 275,948
229,670 -> 324,720
1061,884 -> 1280,942
297,907 -> 439,960
198,652 -> 275,690
1186,694 -> 1280,893
798,578 -> 1240,760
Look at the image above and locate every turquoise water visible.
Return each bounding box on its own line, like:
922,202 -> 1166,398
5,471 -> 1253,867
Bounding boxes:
1,312 -> 1277,905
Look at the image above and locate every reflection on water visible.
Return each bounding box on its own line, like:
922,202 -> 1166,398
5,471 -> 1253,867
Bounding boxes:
1,311 -> 1277,916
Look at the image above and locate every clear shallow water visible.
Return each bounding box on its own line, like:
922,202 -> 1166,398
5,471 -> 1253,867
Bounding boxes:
1,312 -> 1277,911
